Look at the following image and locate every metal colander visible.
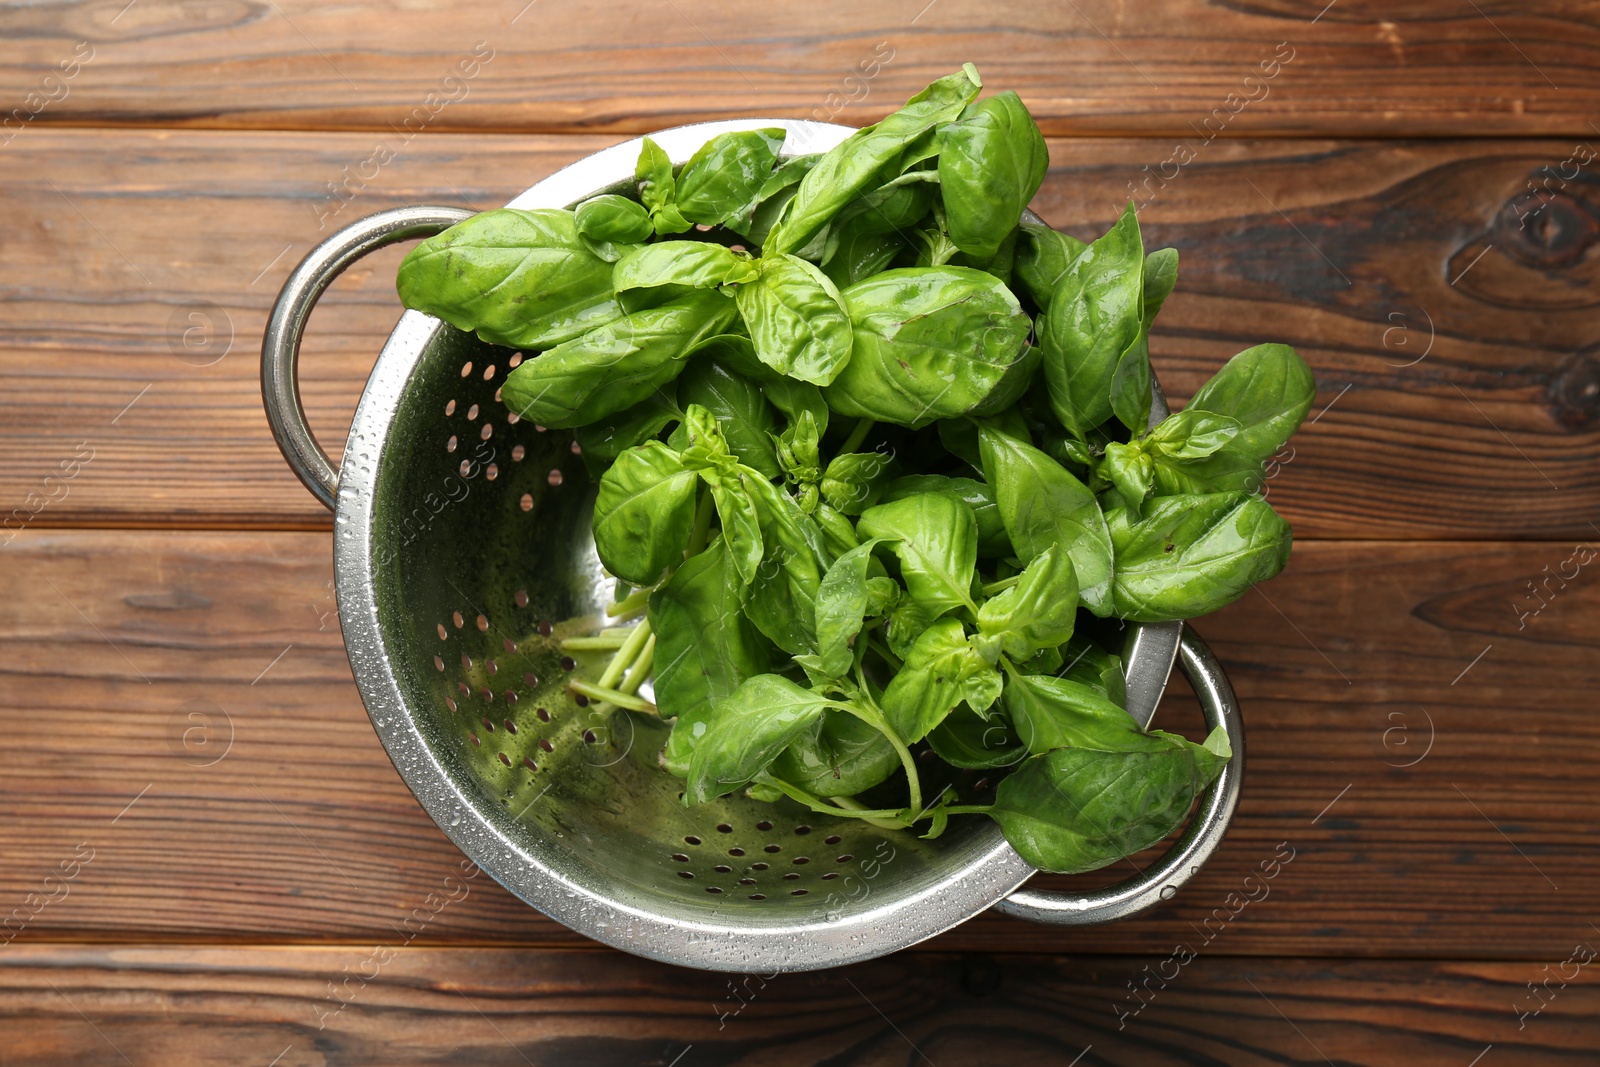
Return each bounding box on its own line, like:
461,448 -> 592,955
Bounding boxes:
261,120 -> 1245,973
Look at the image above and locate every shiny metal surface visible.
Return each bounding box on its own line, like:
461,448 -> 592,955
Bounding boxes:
995,628 -> 1244,924
261,119 -> 1245,971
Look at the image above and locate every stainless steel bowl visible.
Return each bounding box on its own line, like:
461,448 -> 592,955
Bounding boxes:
260,119 -> 1244,972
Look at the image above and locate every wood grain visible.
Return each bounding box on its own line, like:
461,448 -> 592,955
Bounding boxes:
3,2 -> 1600,137
1,529 -> 1595,959
2,130 -> 1598,537
2,945 -> 1596,1065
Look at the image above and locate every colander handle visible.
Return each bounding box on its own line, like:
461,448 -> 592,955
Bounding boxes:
993,627 -> 1244,926
261,205 -> 474,511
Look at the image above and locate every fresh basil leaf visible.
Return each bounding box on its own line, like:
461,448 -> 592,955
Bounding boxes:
840,173 -> 938,236
1101,439 -> 1154,514
824,266 -> 1031,428
1014,216 -> 1085,312
879,617 -> 1002,742
883,474 -> 1012,558
885,594 -> 932,660
1106,491 -> 1293,621
1145,407 -> 1242,460
1143,247 -> 1179,322
592,441 -> 698,585
675,128 -> 785,227
766,66 -> 982,255
821,221 -> 906,289
974,544 -> 1078,662
977,424 -> 1115,615
1182,343 -> 1316,466
574,385 -> 681,476
938,90 -> 1049,259
857,492 -> 978,619
676,405 -> 765,583
675,357 -> 782,479
684,674 -> 832,803
820,451 -> 897,515
1040,203 -> 1145,438
813,539 -> 883,678
969,339 -> 1042,418
574,193 -> 654,247
500,290 -> 736,429
740,475 -> 828,656
396,208 -> 623,350
1002,672 -> 1140,756
770,709 -> 900,797
988,733 -> 1227,873
1110,331 -> 1153,433
613,241 -> 759,292
735,253 -> 854,386
952,223 -> 1019,286
815,502 -> 863,559
927,706 -> 1027,769
737,153 -> 821,244
1060,634 -> 1126,707
654,537 -> 773,775
636,136 -> 691,235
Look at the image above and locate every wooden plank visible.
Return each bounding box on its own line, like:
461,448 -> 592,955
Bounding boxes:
1,945 -> 1596,1065
1,530 -> 1596,959
2,129 -> 1597,538
3,3 -> 1600,137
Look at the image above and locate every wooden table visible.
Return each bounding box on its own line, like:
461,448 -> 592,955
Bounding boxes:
3,4 -> 1598,1063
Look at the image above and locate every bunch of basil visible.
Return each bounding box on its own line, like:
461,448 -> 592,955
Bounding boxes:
395,64 -> 1315,874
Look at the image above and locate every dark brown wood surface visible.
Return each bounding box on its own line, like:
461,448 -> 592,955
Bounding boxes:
4,3 -> 1599,1059
3,131 -> 1597,537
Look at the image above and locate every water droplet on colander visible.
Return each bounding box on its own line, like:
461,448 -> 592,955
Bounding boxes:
825,910 -> 842,923
449,813 -> 462,826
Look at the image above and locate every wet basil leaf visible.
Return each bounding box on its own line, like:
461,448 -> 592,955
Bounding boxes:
938,90 -> 1049,259
771,709 -> 900,797
740,475 -> 828,656
988,729 -> 1229,873
766,66 -> 982,255
927,706 -> 1027,770
1060,634 -> 1126,707
1002,672 -> 1140,756
1143,247 -> 1179,321
1107,491 -> 1293,621
1101,439 -> 1155,514
885,594 -> 933,660
857,492 -> 978,619
813,539 -> 883,678
974,544 -> 1078,662
684,674 -> 832,803
1014,216 -> 1085,312
736,153 -> 821,244
1145,407 -> 1243,460
675,357 -> 782,479
822,222 -> 906,289
823,267 -> 1031,428
879,617 -> 1002,742
613,241 -> 759,291
675,128 -> 785,227
883,474 -> 1012,558
501,290 -> 736,429
636,135 -> 691,235
1181,343 -> 1316,467
574,193 -> 654,257
396,208 -> 623,350
735,253 -> 854,386
574,385 -> 681,476
654,538 -> 773,775
1110,331 -> 1153,433
820,451 -> 897,515
1039,203 -> 1144,438
978,424 -> 1115,615
592,441 -> 698,585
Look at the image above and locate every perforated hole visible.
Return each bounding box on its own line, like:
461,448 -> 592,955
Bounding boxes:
547,469 -> 564,487
520,493 -> 533,512
476,614 -> 489,632
494,387 -> 502,403
446,435 -> 458,453
433,655 -> 445,672
460,653 -> 472,669
509,352 -> 523,368
481,718 -> 494,733
525,672 -> 539,688
507,412 -> 520,425
684,836 -> 702,846
756,821 -> 773,831
479,688 -> 493,702
672,854 -> 689,863
678,871 -> 694,879
794,826 -> 812,836
466,403 -> 479,420
503,638 -> 516,653
483,364 -> 496,380
437,623 -> 448,640
536,707 -> 550,722
502,691 -> 517,704
705,886 -> 723,894
460,361 -> 473,378
445,399 -> 456,416
560,656 -> 577,671
739,877 -> 756,886
512,445 -> 526,462
539,738 -> 554,752
485,658 -> 497,675
728,847 -> 745,857
480,423 -> 494,441
749,894 -> 765,900
790,889 -> 808,896
515,590 -> 529,608
535,424 -> 547,433
836,854 -> 854,863
783,873 -> 799,881
537,621 -> 552,637
713,865 -> 731,874
457,682 -> 471,697
468,732 -> 480,746
459,460 -> 472,477
582,729 -> 598,744
821,872 -> 838,880
825,835 -> 841,845
452,611 -> 464,629
569,439 -> 582,455
498,752 -> 511,766
486,463 -> 499,481
792,857 -> 809,865
521,757 -> 537,771
752,862 -> 769,871
444,697 -> 457,712
763,844 -> 781,854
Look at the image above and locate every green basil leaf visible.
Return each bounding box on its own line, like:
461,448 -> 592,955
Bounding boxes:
766,66 -> 982,255
574,385 -> 681,476
654,538 -> 773,775
740,475 -> 828,655
819,451 -> 897,515
694,335 -> 833,438
821,222 -> 906,289
883,474 -> 1012,558
1101,439 -> 1154,514
952,223 -> 1019,286
815,502 -> 863,558
813,539 -> 883,678
1182,343 -> 1316,466
1060,634 -> 1126,707
636,136 -> 691,235
1110,331 -> 1153,433
975,544 -> 1078,662
977,424 -> 1115,615
592,441 -> 698,585
857,492 -> 978,619
500,290 -> 736,429
613,241 -> 759,292
1143,246 -> 1179,322
737,153 -> 821,244
396,208 -> 623,350
927,706 -> 1027,770
823,266 -> 1031,428
1107,491 -> 1293,621
675,128 -> 786,227
574,194 -> 654,246
885,594 -> 932,660
937,90 -> 1049,259
684,674 -> 832,803
676,405 -> 766,584
1014,216 -> 1086,312
735,253 -> 854,386
1146,407 -> 1243,460
879,617 -> 1002,742
770,709 -> 900,797
675,358 -> 782,479
989,734 -> 1227,873
968,338 -> 1042,418
1040,203 -> 1144,437
1002,672 -> 1140,756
